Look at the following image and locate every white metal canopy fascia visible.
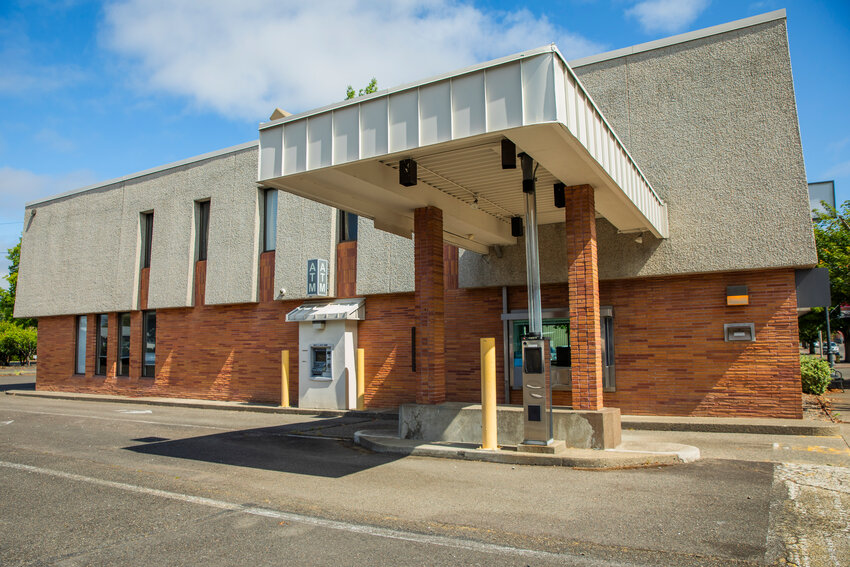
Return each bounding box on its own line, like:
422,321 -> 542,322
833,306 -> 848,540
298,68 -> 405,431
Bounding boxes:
258,45 -> 668,254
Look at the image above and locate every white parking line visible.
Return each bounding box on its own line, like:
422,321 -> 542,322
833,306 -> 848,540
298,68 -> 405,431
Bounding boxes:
0,408 -> 227,430
0,459 -> 628,566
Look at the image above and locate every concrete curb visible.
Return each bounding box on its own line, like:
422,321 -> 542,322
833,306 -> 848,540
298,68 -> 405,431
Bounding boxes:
354,430 -> 693,469
3,390 -> 396,420
621,415 -> 840,436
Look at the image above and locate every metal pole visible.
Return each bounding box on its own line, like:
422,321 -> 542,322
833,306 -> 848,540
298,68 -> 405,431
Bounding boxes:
480,337 -> 497,450
520,153 -> 542,338
826,307 -> 834,368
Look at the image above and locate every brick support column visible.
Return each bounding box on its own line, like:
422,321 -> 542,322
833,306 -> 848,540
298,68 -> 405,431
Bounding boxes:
565,185 -> 604,410
414,206 -> 446,404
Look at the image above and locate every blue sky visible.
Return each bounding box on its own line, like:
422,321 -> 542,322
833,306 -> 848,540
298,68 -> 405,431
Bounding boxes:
1,0 -> 849,282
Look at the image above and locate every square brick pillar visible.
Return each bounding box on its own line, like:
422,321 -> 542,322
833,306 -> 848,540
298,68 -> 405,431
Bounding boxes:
565,185 -> 604,410
414,206 -> 446,404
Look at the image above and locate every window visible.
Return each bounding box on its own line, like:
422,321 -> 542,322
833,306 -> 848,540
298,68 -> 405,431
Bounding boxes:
117,312 -> 131,377
196,200 -> 210,261
263,189 -> 277,252
600,307 -> 615,391
95,314 -> 108,376
511,318 -> 569,389
338,210 -> 358,242
75,316 -> 87,375
142,311 -> 156,378
141,212 -> 154,268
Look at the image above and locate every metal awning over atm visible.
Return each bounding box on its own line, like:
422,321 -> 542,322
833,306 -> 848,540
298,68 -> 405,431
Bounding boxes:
258,45 -> 668,254
285,298 -> 365,322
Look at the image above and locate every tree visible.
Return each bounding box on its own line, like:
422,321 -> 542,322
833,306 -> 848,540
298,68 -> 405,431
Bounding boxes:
0,236 -> 35,327
0,323 -> 37,366
345,78 -> 378,100
802,200 -> 850,357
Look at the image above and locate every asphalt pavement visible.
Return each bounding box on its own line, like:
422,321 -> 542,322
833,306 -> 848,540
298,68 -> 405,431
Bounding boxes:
1,384 -> 849,566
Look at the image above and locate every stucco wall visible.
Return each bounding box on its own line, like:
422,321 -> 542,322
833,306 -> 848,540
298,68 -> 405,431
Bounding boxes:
273,190 -> 338,301
356,217 -> 415,295
460,18 -> 816,288
17,147 -> 263,317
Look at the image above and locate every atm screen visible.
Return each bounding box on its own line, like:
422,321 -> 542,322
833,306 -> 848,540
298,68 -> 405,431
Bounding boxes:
310,346 -> 332,378
523,346 -> 543,374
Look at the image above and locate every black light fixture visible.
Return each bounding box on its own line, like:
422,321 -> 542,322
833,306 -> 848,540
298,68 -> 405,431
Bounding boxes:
519,153 -> 535,194
501,139 -> 516,169
726,285 -> 749,306
399,158 -> 417,187
511,216 -> 524,237
554,182 -> 566,208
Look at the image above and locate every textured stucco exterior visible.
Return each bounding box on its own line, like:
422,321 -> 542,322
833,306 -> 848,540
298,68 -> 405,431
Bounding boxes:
273,190 -> 338,301
355,217 -> 415,295
461,18 -> 816,288
17,147 -> 263,317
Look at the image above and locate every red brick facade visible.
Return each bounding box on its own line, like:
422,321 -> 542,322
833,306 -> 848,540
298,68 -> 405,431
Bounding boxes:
414,206 -> 446,404
336,241 -> 357,298
565,184 -> 604,410
35,266 -> 803,419
193,260 -> 206,306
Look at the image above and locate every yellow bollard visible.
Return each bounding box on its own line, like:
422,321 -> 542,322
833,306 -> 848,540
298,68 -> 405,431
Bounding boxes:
281,350 -> 290,407
356,348 -> 365,411
480,337 -> 497,450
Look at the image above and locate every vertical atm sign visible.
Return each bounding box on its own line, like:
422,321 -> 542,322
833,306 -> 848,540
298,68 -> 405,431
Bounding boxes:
307,259 -> 329,297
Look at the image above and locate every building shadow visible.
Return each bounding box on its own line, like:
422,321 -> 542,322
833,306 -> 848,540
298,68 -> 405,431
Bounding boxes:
124,416 -> 401,478
0,379 -> 36,391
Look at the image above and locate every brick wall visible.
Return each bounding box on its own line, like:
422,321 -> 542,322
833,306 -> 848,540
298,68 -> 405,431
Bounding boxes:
35,267 -> 803,418
139,267 -> 150,310
194,260 -> 206,306
414,206 -> 446,404
336,241 -> 357,297
564,184 -> 603,410
259,251 -> 275,303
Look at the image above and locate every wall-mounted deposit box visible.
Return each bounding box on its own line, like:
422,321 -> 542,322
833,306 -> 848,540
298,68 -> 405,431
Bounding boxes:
724,323 -> 755,342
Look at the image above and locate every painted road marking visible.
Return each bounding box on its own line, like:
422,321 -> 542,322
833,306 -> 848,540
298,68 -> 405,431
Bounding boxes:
771,442 -> 850,456
0,408 -> 227,430
0,459 -> 632,566
117,409 -> 154,414
0,420 -> 13,426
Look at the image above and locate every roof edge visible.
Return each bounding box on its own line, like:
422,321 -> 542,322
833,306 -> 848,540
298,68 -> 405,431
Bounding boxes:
569,9 -> 787,68
26,140 -> 259,208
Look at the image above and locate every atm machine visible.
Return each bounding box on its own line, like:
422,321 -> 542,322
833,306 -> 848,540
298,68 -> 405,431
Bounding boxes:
516,151 -> 556,448
521,337 -> 552,445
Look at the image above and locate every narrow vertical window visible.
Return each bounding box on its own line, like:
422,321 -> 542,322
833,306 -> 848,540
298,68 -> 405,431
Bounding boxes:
338,210 -> 358,242
601,307 -> 615,391
142,311 -> 156,378
263,189 -> 277,252
141,212 -> 154,268
196,200 -> 210,261
75,316 -> 87,375
95,314 -> 108,376
117,312 -> 130,377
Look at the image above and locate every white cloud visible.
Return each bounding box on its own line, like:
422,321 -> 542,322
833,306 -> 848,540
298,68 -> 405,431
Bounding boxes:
100,0 -> 604,120
0,166 -> 96,283
825,160 -> 850,179
0,166 -> 97,222
33,129 -> 77,153
0,24 -> 86,95
626,0 -> 710,34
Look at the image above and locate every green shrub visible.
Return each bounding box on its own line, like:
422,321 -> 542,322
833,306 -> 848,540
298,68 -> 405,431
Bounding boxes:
800,355 -> 832,395
0,322 -> 37,366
